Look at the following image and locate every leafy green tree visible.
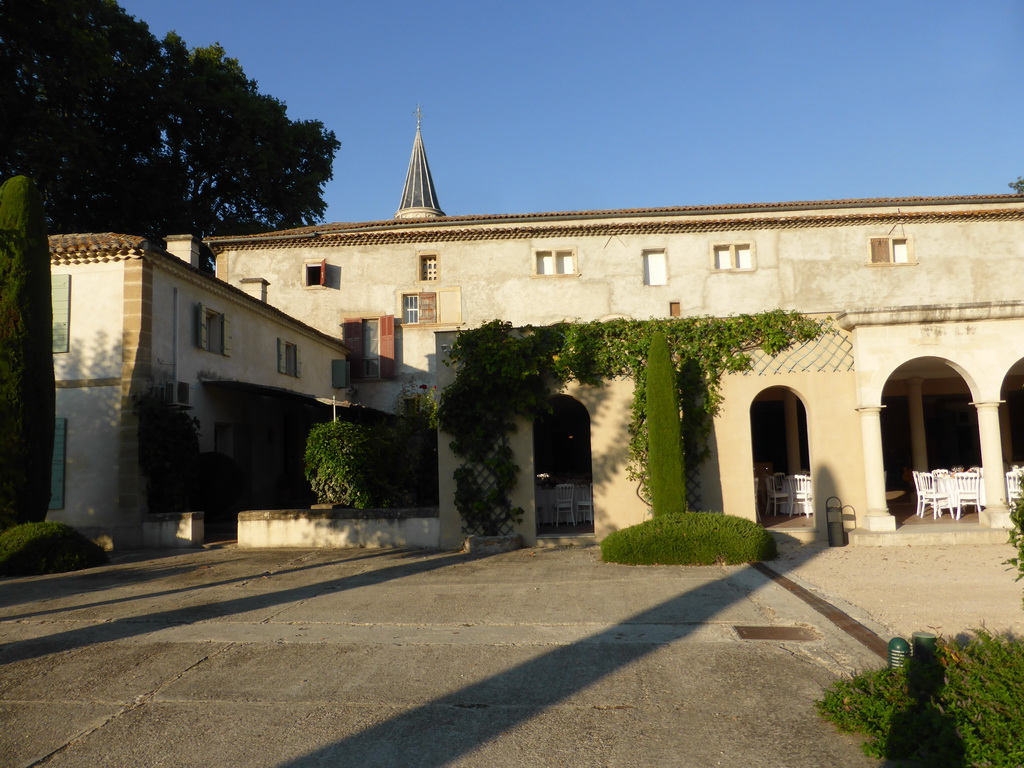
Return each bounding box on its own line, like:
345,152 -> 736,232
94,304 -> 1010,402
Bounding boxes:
645,331 -> 686,516
0,176 -> 55,528
0,0 -> 339,254
1011,178 -> 1024,194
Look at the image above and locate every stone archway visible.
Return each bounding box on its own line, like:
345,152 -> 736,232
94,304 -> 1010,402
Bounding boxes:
533,395 -> 594,533
750,386 -> 812,527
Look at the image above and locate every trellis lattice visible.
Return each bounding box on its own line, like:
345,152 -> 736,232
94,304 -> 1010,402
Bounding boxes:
457,441 -> 519,537
744,318 -> 854,376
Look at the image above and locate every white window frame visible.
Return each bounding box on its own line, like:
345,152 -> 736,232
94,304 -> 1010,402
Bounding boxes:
403,294 -> 420,324
642,249 -> 668,286
534,248 -> 577,276
711,243 -> 755,271
867,236 -> 915,266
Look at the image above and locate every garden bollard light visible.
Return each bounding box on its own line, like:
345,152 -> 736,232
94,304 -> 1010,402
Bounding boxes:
912,631 -> 938,662
888,637 -> 909,669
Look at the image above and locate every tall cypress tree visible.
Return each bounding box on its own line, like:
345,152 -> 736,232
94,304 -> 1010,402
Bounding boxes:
0,175 -> 55,527
646,331 -> 686,516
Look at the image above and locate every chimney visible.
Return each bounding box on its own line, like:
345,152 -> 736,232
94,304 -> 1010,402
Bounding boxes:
164,234 -> 202,269
239,277 -> 269,303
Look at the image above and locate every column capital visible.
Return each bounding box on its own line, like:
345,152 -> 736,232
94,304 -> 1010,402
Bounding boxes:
970,400 -> 1005,411
856,405 -> 885,414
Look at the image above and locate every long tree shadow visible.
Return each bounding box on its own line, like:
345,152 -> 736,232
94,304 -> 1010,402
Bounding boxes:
0,549 -> 468,664
0,547 -> 404,620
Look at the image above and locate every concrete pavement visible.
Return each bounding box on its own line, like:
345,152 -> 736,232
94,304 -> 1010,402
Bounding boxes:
1,544 -> 890,767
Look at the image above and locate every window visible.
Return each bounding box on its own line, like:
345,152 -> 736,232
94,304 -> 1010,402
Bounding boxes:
403,292 -> 436,324
712,243 -> 754,271
52,274 -> 71,353
305,260 -> 327,287
419,253 -> 438,281
342,316 -> 395,379
195,303 -> 231,355
49,417 -> 67,510
535,249 -> 576,276
331,359 -> 350,389
642,249 -> 667,286
869,237 -> 913,265
669,302 -> 681,317
277,338 -> 300,377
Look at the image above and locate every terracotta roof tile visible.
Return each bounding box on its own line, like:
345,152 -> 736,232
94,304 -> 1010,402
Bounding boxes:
205,194 -> 1024,243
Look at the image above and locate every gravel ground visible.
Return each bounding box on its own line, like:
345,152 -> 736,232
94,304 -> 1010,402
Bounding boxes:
774,540 -> 1024,643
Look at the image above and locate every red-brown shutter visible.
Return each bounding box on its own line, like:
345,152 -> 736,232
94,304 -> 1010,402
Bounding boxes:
870,238 -> 890,264
343,319 -> 363,377
379,315 -> 395,378
419,292 -> 436,323
319,259 -> 327,286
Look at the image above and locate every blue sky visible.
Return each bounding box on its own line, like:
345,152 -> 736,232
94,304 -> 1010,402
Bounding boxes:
118,0 -> 1023,225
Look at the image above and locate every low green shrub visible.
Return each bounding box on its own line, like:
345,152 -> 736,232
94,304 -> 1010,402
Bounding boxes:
0,521 -> 108,576
600,511 -> 777,565
818,629 -> 1024,766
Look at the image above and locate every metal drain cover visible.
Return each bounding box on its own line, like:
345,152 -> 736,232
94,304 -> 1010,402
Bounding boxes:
733,625 -> 818,641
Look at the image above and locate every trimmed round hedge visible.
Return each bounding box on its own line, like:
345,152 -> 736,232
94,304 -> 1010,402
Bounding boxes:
600,511 -> 777,565
0,521 -> 108,576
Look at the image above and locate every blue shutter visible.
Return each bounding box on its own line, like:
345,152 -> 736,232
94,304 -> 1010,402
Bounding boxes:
49,418 -> 67,510
51,275 -> 71,353
195,303 -> 207,348
331,359 -> 350,389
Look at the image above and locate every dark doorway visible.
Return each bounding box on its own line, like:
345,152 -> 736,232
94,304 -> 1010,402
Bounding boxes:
533,395 -> 594,534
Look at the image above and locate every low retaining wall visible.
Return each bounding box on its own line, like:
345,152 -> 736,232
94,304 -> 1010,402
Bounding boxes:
237,507 -> 440,549
142,511 -> 205,548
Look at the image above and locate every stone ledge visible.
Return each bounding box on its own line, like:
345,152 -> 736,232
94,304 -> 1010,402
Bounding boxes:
238,508 -> 439,549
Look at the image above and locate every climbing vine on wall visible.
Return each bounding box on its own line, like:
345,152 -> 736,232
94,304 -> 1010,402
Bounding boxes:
437,312 -> 826,536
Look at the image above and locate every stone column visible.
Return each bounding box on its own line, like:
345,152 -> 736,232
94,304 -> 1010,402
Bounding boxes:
784,390 -> 802,472
858,406 -> 896,531
974,401 -> 1012,528
906,377 -> 928,472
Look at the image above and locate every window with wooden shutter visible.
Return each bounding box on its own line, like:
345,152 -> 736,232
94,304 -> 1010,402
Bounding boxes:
379,315 -> 395,378
417,292 -> 436,323
305,260 -> 327,287
52,275 -> 71,353
343,319 -> 364,376
868,237 -> 913,265
870,238 -> 890,264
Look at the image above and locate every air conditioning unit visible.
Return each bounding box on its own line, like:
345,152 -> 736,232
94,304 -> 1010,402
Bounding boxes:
164,381 -> 190,406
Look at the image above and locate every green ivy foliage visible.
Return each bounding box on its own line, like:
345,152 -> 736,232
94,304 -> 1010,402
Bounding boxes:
438,312 -> 825,533
1006,495 -> 1024,608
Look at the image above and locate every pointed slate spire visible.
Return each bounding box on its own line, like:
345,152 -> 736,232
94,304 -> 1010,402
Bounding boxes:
396,107 -> 444,220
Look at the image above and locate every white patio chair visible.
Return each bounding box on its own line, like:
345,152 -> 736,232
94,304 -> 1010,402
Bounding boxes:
1007,469 -> 1023,509
911,471 -> 932,518
554,483 -> 575,525
928,469 -> 956,519
765,473 -> 790,516
574,484 -> 594,524
953,471 -> 981,520
790,474 -> 813,517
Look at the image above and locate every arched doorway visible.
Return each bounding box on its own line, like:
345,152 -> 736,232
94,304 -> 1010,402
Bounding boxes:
533,395 -> 594,533
1000,358 -> 1024,467
880,357 -> 981,525
750,387 -> 812,528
